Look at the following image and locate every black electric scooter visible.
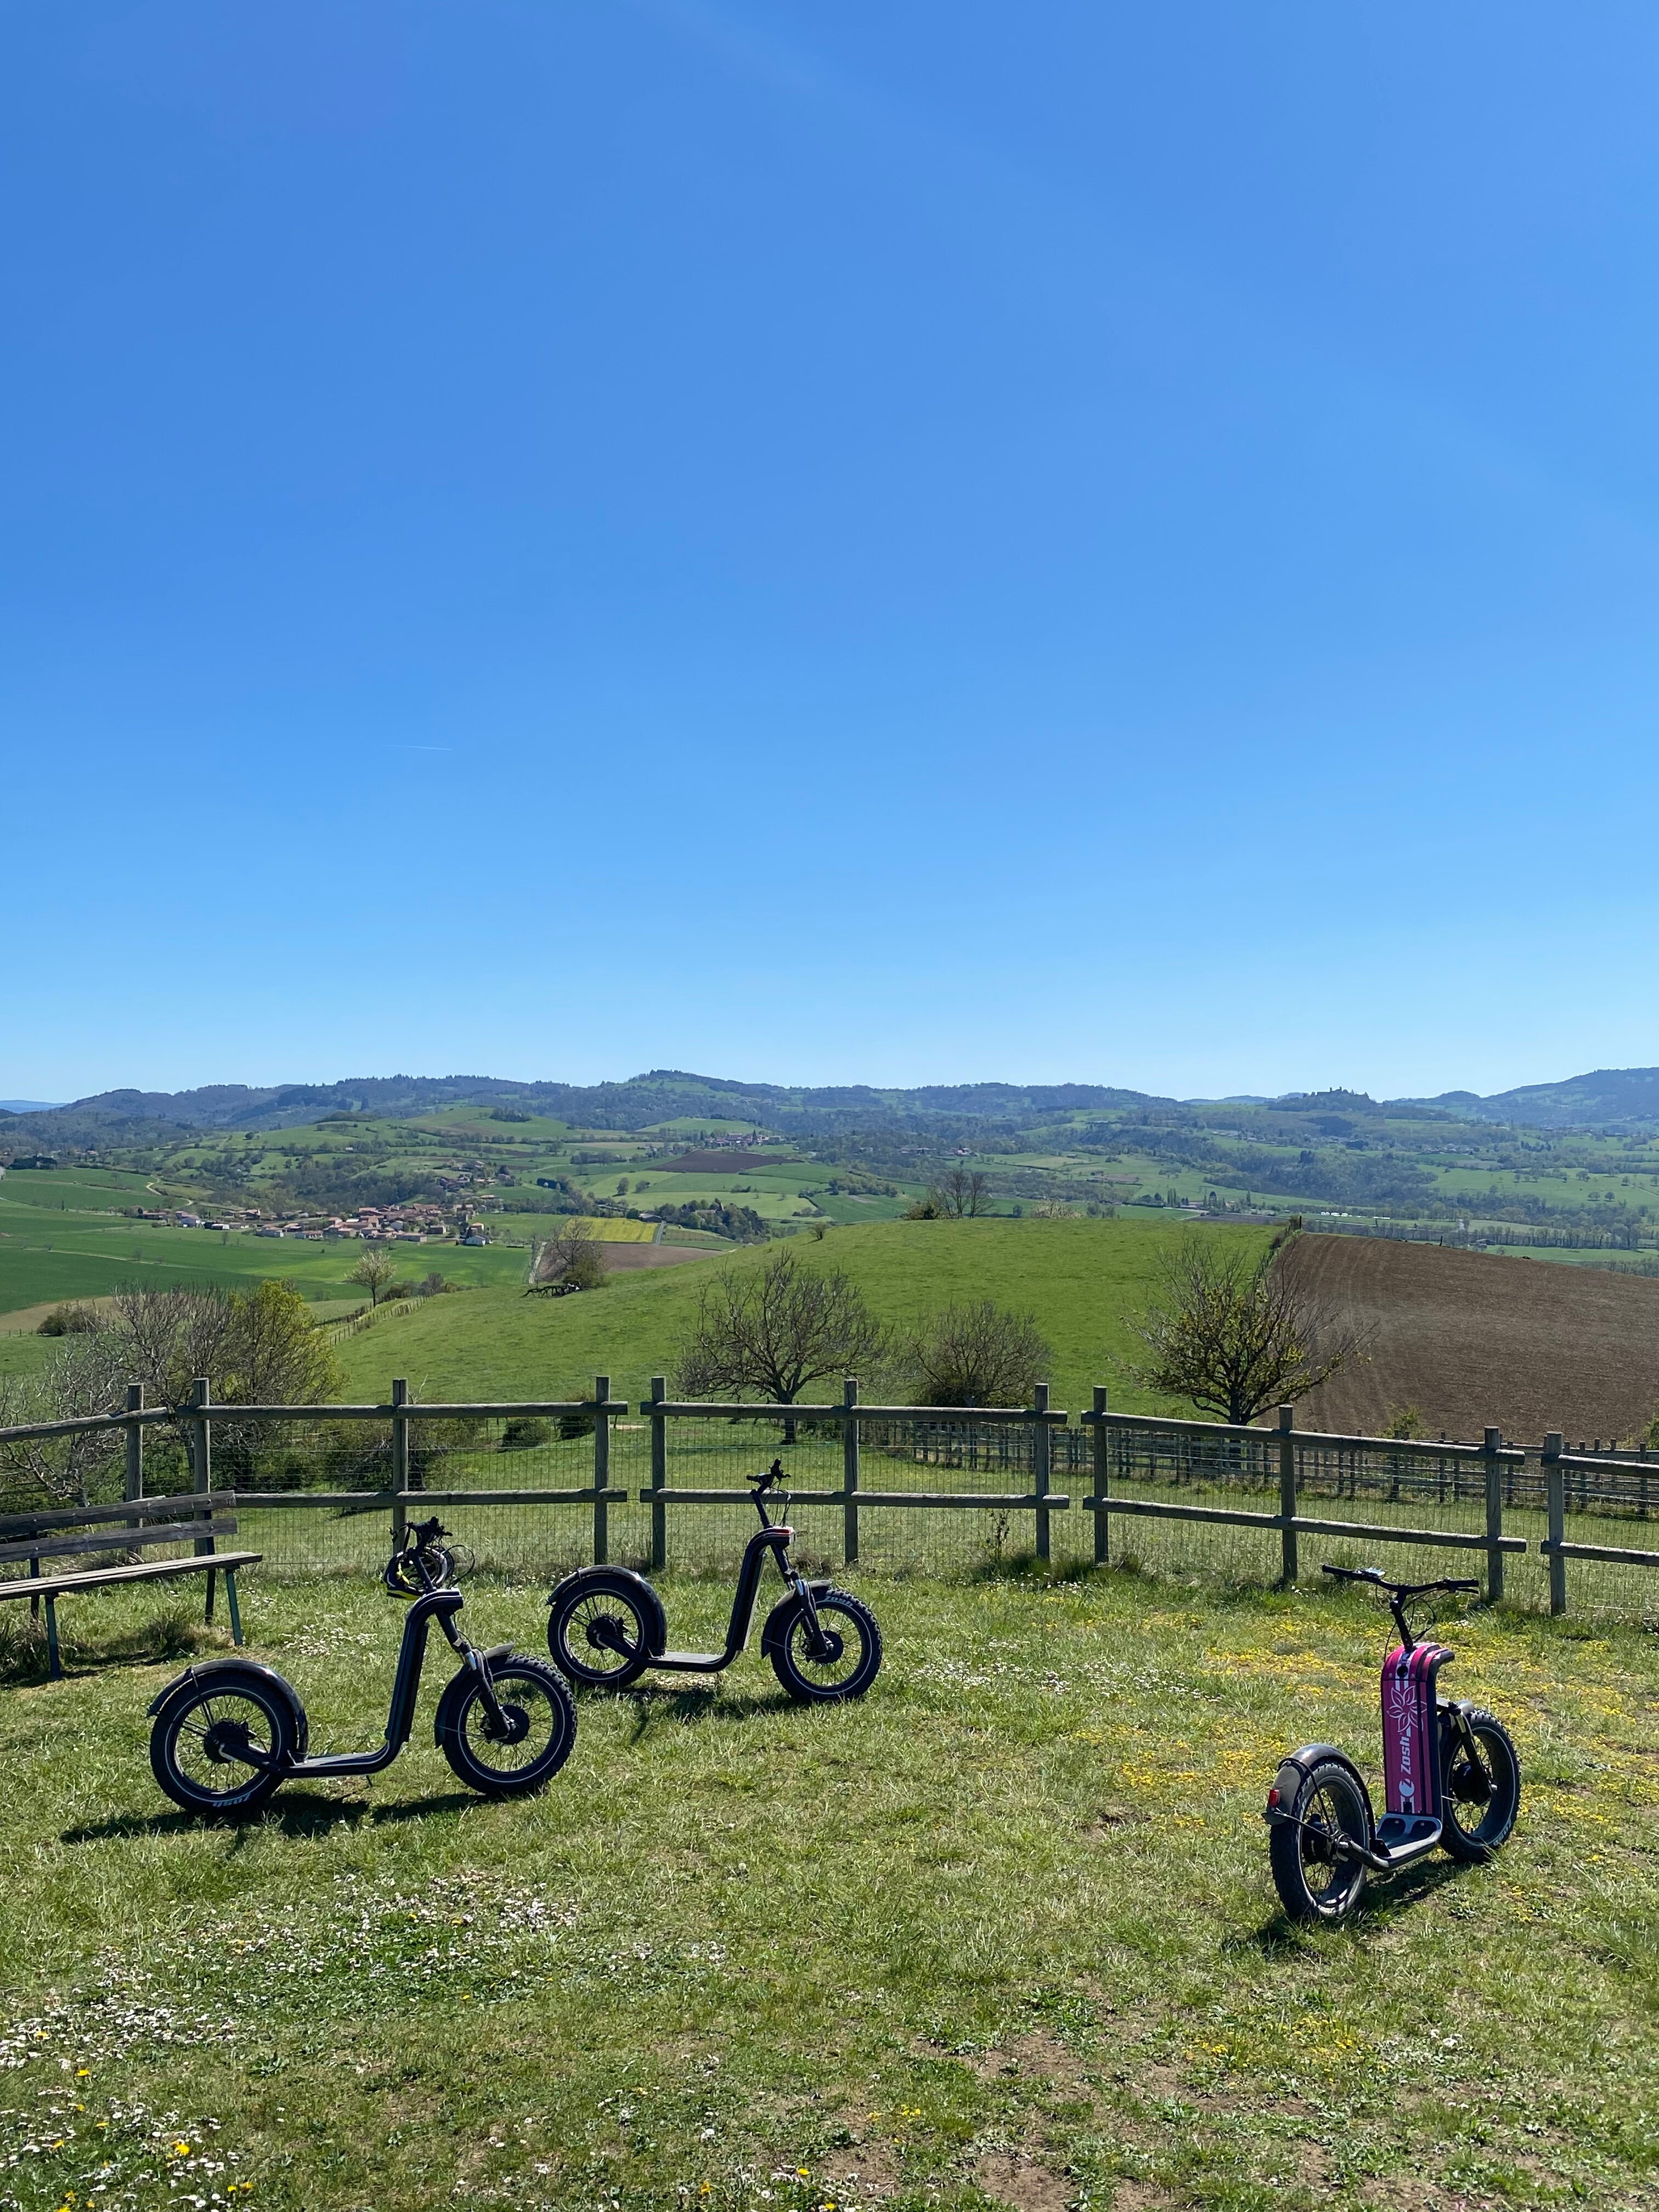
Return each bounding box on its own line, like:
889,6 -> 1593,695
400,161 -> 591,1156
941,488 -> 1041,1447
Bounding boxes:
547,1462 -> 882,1703
147,1517 -> 577,1818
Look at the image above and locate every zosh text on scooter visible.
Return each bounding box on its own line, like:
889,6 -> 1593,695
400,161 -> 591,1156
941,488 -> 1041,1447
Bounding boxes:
1263,1564 -> 1521,1923
546,1461 -> 882,1702
147,1516 -> 577,1817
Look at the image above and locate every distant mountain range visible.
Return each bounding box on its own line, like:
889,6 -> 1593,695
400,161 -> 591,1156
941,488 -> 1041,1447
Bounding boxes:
1413,1068 -> 1659,1131
5,1065 -> 1659,1146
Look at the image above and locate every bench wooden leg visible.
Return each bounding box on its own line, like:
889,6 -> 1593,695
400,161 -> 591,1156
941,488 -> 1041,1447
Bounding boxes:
204,1568 -> 216,1625
44,1597 -> 60,1681
225,1569 -> 243,1646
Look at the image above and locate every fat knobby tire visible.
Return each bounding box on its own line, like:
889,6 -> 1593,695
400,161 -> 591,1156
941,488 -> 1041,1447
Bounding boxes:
1440,1707 -> 1521,1863
437,1655 -> 577,1797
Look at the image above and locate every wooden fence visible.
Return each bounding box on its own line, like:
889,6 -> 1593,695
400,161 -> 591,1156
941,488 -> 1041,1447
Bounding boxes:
3,1377 -> 1658,1621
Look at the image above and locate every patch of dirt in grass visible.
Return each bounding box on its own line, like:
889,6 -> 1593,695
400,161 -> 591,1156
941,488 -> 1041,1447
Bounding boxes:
1082,1809 -> 1151,1837
975,2148 -> 1073,2210
1104,2185 -> 1185,2211
823,2138 -> 902,2200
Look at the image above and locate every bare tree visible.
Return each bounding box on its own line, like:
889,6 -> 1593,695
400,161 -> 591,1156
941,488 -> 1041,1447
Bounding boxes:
928,1167 -> 991,1218
107,1282 -> 340,1410
348,1247 -> 397,1308
531,1221 -> 608,1293
0,1331 -> 131,1505
678,1248 -> 889,1435
109,1284 -> 241,1408
1130,1237 -> 1361,1424
907,1300 -> 1051,1408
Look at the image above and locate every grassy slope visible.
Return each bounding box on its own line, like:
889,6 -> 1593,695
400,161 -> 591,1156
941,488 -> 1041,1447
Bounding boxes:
0,1204 -> 534,1316
0,1572 -> 1654,2211
335,1218 -> 1273,1412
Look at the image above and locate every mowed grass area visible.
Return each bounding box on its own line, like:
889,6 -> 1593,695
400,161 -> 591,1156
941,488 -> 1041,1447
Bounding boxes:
333,1218 -> 1274,1412
1,1570 -> 1655,2211
0,1169 -> 537,1317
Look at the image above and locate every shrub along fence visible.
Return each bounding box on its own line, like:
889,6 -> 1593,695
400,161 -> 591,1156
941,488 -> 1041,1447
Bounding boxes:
3,1377 -> 1658,1624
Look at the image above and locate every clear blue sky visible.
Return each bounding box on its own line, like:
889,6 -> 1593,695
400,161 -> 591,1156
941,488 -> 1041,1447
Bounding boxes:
5,2 -> 1658,1104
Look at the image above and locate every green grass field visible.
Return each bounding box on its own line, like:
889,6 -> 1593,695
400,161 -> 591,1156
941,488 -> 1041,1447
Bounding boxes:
332,1218 -> 1273,1412
1,1568 -> 1654,2211
0,1162 -> 543,1317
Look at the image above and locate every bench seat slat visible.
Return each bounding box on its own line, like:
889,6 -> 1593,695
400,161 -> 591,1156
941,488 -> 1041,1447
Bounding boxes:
0,1552 -> 261,1602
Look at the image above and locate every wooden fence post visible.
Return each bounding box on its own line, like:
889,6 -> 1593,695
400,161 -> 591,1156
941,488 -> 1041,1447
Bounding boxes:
1544,1431 -> 1566,1616
1278,1404 -> 1298,1586
391,1379 -> 409,1547
125,1384 -> 144,1505
592,1375 -> 610,1565
1033,1384 -> 1051,1562
649,1377 -> 668,1570
1091,1385 -> 1109,1566
1483,1426 -> 1504,1604
189,1378 -> 213,1536
842,1377 -> 860,1567
189,1376 -> 216,1623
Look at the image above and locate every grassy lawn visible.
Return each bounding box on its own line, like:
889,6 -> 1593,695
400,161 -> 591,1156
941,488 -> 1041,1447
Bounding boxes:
334,1218 -> 1273,1412
1,1568 -> 1655,2211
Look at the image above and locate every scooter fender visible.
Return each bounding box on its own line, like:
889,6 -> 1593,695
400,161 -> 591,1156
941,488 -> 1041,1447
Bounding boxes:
146,1656 -> 311,1760
1270,1743 -> 1373,1814
547,1565 -> 668,1657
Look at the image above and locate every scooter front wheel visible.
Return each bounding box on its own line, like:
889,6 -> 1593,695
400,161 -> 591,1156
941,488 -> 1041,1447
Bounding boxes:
1440,1708 -> 1520,1863
436,1656 -> 577,1797
1268,1758 -> 1372,1925
150,1668 -> 297,1819
765,1589 -> 882,1703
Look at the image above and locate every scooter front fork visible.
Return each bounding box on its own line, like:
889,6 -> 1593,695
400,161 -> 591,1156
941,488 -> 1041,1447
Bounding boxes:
791,1579 -> 840,1664
447,1631 -> 509,1731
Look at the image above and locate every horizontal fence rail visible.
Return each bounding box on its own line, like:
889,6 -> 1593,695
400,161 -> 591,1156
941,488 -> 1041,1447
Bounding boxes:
2,1375 -> 1657,1622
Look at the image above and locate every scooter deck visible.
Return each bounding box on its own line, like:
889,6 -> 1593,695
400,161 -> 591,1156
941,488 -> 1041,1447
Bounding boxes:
1372,1813 -> 1442,1869
650,1650 -> 731,1672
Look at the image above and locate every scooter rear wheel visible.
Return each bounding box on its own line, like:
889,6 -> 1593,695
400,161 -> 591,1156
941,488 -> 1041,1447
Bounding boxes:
437,1656 -> 577,1797
150,1669 -> 297,1819
1440,1708 -> 1520,1863
1269,1758 -> 1372,1925
548,1573 -> 656,1689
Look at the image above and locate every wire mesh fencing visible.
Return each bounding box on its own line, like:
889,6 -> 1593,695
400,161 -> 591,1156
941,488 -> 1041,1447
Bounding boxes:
4,1378 -> 1659,1626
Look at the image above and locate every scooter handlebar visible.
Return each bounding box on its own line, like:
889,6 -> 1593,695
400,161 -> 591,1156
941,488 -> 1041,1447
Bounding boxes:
1322,1563 -> 1480,1598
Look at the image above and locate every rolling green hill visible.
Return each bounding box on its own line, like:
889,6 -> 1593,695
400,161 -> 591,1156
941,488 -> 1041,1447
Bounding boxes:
332,1216 -> 1273,1412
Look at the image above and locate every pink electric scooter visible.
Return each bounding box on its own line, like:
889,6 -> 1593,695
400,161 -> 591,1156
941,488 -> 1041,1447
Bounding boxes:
1264,1565 -> 1521,1923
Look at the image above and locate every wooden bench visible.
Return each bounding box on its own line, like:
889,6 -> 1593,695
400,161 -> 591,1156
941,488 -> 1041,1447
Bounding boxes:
0,1495 -> 259,1679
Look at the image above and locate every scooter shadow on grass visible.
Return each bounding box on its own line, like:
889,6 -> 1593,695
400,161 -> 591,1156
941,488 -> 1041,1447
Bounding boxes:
615,1682 -> 806,1740
1237,1854 -> 1469,1954
62,1788 -> 479,1847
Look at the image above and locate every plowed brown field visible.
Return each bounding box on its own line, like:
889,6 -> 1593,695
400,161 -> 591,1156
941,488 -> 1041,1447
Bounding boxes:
1283,1233 -> 1659,1445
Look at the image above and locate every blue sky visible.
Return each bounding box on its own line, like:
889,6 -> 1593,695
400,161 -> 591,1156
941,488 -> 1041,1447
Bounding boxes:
5,2 -> 1658,1104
